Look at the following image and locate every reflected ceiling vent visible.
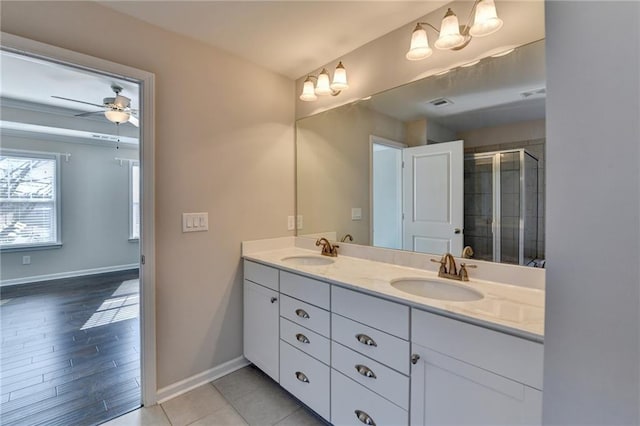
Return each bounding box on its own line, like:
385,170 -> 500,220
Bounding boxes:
520,87 -> 546,98
428,97 -> 454,107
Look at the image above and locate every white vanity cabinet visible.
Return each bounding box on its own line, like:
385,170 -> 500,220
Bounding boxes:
330,286 -> 411,426
242,258 -> 544,426
243,261 -> 280,382
410,309 -> 543,426
278,271 -> 331,421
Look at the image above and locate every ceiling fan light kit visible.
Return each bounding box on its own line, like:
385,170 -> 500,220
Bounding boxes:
406,0 -> 504,61
299,61 -> 348,102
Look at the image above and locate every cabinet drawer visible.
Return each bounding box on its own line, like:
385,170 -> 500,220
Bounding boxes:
332,286 -> 409,340
280,294 -> 330,337
412,308 -> 544,389
244,260 -> 279,291
332,342 -> 409,410
280,317 -> 330,365
280,341 -> 330,421
280,271 -> 330,310
332,313 -> 410,375
331,369 -> 408,426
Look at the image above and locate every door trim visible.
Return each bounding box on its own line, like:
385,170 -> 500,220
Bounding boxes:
1,32 -> 157,405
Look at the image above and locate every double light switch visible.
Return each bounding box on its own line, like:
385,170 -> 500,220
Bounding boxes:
182,212 -> 209,232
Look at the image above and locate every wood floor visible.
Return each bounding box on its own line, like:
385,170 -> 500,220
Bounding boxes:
0,270 -> 141,426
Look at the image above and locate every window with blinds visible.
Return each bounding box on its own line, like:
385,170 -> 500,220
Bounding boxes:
0,151 -> 60,249
130,161 -> 140,240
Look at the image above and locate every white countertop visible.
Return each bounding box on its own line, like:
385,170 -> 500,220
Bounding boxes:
243,247 -> 545,342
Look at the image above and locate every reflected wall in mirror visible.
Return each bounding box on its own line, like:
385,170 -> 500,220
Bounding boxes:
296,39 -> 545,267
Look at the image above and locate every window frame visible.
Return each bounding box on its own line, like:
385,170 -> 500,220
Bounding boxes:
0,148 -> 62,251
129,160 -> 140,241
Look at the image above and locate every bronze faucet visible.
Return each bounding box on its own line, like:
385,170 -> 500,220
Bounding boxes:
316,237 -> 339,257
340,234 -> 354,243
431,253 -> 477,282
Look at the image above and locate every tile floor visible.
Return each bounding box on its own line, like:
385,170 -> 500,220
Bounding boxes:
102,365 -> 327,426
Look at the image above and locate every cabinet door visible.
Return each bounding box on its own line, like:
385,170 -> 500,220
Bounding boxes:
244,280 -> 279,381
410,343 -> 542,426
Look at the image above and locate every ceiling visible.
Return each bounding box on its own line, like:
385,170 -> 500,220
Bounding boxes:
99,1 -> 448,79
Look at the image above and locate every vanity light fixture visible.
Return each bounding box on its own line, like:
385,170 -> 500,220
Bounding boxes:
299,61 -> 348,102
406,0 -> 503,61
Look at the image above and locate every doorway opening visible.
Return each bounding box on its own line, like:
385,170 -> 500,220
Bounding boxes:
0,36 -> 155,424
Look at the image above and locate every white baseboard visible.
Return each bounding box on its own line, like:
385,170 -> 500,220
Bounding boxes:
156,356 -> 250,404
0,263 -> 139,287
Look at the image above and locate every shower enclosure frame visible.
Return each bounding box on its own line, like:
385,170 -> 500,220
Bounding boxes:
465,148 -> 539,265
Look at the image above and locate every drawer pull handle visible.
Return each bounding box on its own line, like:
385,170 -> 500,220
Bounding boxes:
270,297 -> 277,304
356,333 -> 377,347
295,309 -> 310,319
411,354 -> 421,365
296,333 -> 310,344
295,371 -> 309,383
355,364 -> 377,379
355,409 -> 376,426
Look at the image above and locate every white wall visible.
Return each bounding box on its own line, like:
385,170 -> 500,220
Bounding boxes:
1,134 -> 139,282
543,3 -> 640,425
0,1 -> 295,390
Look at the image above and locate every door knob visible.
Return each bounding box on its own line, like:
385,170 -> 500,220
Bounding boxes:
454,228 -> 461,234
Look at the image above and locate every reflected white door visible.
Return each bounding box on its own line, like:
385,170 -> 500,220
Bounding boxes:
402,141 -> 463,255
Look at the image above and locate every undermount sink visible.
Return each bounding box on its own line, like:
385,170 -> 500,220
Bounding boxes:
281,255 -> 335,266
391,278 -> 483,302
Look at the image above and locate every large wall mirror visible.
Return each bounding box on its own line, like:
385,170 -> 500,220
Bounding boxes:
296,37 -> 545,267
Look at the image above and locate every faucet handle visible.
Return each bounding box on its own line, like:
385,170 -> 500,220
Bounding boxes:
430,258 -> 447,274
459,263 -> 477,281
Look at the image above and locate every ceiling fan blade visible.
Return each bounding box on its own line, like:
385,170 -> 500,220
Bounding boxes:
52,95 -> 105,108
74,110 -> 105,117
128,115 -> 139,127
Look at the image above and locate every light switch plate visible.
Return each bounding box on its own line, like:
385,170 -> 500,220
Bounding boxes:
351,208 -> 362,220
296,215 -> 303,230
182,212 -> 209,232
287,216 -> 295,231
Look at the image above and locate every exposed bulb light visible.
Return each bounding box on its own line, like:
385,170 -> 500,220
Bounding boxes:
104,109 -> 130,124
470,0 -> 503,37
406,0 -> 504,61
299,76 -> 318,101
434,9 -> 465,50
330,62 -> 349,91
406,24 -> 433,61
299,62 -> 348,102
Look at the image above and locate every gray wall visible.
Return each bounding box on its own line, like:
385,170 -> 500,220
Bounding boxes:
543,2 -> 640,425
1,134 -> 139,282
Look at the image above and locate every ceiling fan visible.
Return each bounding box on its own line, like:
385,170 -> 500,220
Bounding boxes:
52,84 -> 139,127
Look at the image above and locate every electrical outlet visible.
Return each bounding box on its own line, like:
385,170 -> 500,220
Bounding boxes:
22,256 -> 31,265
287,216 -> 295,231
296,215 -> 303,230
351,208 -> 362,220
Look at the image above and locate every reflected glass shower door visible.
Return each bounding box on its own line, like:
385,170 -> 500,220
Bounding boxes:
463,156 -> 494,261
464,149 -> 539,265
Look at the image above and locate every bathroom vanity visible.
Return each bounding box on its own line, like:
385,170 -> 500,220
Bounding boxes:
242,239 -> 544,426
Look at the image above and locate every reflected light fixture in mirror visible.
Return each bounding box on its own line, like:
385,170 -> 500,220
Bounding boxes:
299,61 -> 348,102
406,0 -> 503,61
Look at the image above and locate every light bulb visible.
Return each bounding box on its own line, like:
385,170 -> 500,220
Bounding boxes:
470,0 -> 503,37
315,69 -> 332,96
104,109 -> 130,124
330,62 -> 348,91
434,8 -> 465,50
406,24 -> 433,61
299,76 -> 318,101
